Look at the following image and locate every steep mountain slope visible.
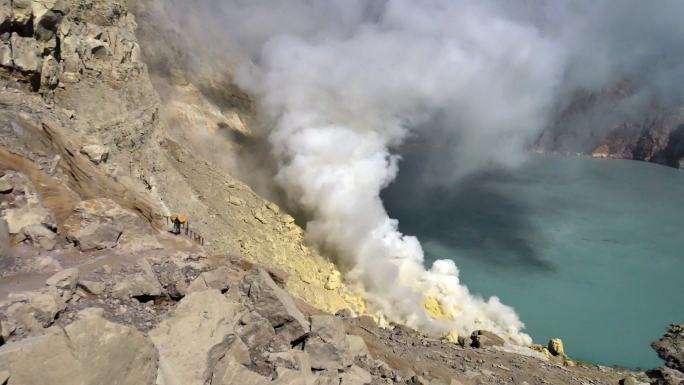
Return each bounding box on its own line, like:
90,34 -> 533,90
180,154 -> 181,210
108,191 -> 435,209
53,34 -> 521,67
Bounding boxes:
0,0 -> 364,315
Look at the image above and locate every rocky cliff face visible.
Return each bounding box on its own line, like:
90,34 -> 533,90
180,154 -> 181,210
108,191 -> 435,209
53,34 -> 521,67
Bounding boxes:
536,84 -> 684,168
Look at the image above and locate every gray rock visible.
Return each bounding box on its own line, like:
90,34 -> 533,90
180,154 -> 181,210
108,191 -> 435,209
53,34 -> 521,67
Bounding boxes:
51,0 -> 70,15
310,315 -> 347,346
156,264 -> 189,299
35,10 -> 61,42
80,144 -> 109,165
646,366 -> 684,385
11,0 -> 32,28
187,267 -> 230,294
46,268 -> 79,298
214,359 -> 270,385
340,365 -> 373,385
64,199 -> 158,252
150,290 -> 243,385
78,279 -> 106,295
1,174 -> 55,235
0,0 -> 10,30
305,315 -> 352,371
10,34 -> 42,73
7,290 -> 66,332
66,221 -> 123,251
22,224 -> 57,251
111,273 -> 163,301
0,308 -> 158,385
0,218 -> 9,259
0,42 -> 9,68
0,177 -> 12,193
273,368 -> 317,385
239,268 -> 309,344
40,54 -> 60,91
0,320 -> 15,342
346,334 -> 369,359
268,349 -> 312,373
470,330 -> 505,348
237,311 -> 276,351
652,324 -> 684,372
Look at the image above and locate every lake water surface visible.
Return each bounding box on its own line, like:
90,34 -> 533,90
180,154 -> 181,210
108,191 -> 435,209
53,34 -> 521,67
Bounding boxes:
382,154 -> 684,369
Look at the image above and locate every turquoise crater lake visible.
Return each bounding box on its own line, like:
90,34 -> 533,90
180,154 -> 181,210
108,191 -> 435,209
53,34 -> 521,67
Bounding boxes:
382,154 -> 684,369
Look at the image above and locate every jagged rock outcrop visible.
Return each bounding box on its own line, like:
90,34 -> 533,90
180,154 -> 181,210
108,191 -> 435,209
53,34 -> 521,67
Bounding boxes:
652,324 -> 684,373
537,84 -> 684,168
645,324 -> 684,385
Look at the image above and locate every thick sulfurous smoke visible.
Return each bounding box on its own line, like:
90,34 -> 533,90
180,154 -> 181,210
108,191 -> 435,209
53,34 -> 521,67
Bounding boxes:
160,0 -> 684,343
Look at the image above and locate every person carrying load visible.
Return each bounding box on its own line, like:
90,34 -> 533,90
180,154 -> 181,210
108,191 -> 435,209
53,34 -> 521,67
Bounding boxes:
170,215 -> 187,235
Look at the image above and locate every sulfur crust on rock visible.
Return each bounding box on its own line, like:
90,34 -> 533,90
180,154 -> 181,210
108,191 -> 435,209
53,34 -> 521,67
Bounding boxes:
423,296 -> 450,321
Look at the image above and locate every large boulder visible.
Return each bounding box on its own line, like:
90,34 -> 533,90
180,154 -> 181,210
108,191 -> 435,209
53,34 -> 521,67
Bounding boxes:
236,310 -> 277,352
21,224 -> 57,251
0,308 -> 158,385
10,34 -> 42,72
186,267 -> 230,294
470,330 -> 505,349
652,324 -> 684,372
239,268 -> 309,346
67,220 -> 122,251
111,273 -> 163,301
150,290 -> 244,385
7,290 -> 66,332
305,315 -> 352,370
64,198 -> 157,251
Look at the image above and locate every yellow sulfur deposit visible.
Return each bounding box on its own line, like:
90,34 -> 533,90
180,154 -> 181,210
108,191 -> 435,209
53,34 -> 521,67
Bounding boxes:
423,295 -> 451,320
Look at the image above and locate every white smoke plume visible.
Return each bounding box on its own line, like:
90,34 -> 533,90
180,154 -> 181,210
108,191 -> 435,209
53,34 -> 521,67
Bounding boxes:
156,0 -> 684,343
